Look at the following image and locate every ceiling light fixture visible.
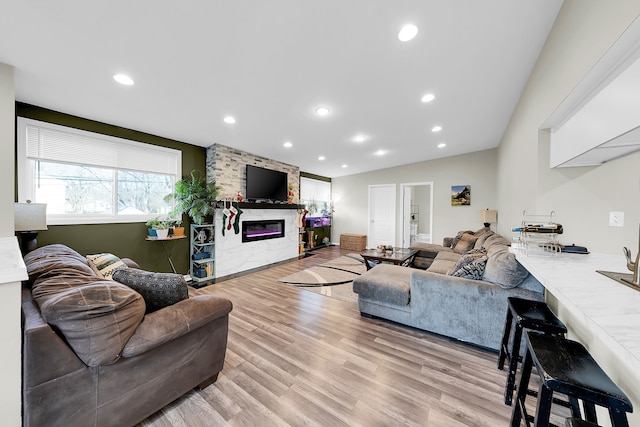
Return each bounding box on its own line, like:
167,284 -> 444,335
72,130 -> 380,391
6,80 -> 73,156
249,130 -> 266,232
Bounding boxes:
318,156 -> 326,160
432,126 -> 442,132
438,143 -> 447,148
315,106 -> 330,116
283,141 -> 292,148
398,24 -> 418,42
374,149 -> 386,156
113,74 -> 134,86
342,164 -> 348,168
223,116 -> 236,124
353,134 -> 367,143
421,93 -> 435,103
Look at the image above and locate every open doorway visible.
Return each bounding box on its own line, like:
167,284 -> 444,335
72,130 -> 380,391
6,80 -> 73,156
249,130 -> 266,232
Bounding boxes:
400,182 -> 433,247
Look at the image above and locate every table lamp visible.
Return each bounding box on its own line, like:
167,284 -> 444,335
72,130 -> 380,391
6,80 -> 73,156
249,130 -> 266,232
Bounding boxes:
14,201 -> 48,254
480,209 -> 498,229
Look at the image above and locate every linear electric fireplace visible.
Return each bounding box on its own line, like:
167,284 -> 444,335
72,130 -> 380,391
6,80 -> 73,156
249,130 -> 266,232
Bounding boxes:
242,219 -> 285,243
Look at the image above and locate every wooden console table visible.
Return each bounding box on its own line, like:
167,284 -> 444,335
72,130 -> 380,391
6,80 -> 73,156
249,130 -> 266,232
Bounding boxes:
145,235 -> 186,274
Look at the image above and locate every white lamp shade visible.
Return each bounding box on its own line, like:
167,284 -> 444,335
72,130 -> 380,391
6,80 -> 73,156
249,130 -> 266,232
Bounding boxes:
480,209 -> 498,224
14,203 -> 48,231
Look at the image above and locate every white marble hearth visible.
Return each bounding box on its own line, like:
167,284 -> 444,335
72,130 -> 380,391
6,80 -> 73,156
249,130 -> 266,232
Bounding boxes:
214,208 -> 299,278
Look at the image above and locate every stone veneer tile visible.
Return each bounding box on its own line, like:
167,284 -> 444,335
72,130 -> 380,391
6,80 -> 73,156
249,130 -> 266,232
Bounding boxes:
206,144 -> 300,202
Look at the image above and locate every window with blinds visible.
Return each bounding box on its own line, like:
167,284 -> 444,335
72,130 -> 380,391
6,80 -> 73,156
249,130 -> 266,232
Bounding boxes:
17,117 -> 182,225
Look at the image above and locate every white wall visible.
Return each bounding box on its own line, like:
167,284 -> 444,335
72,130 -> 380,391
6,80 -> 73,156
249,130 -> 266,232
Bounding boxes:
0,62 -> 22,426
332,149 -> 497,247
498,2 -> 640,425
497,0 -> 640,255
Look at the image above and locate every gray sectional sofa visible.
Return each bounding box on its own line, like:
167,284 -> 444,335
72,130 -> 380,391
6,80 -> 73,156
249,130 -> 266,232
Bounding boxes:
352,228 -> 544,350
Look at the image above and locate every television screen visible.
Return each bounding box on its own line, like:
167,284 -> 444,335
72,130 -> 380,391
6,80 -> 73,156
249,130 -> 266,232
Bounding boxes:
245,165 -> 288,202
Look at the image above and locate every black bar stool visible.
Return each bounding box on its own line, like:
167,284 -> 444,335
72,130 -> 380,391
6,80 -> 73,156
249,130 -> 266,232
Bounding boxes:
565,418 -> 602,427
498,297 -> 568,405
511,332 -> 633,427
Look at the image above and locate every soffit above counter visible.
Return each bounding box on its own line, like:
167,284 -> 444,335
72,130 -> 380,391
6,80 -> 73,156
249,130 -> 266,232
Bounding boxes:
543,14 -> 640,168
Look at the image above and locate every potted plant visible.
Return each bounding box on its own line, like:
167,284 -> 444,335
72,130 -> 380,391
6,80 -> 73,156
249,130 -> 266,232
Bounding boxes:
171,219 -> 185,237
165,170 -> 219,225
145,217 -> 161,237
153,220 -> 171,239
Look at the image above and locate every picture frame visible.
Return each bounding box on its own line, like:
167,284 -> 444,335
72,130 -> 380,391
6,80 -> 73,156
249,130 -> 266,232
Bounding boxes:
451,185 -> 471,206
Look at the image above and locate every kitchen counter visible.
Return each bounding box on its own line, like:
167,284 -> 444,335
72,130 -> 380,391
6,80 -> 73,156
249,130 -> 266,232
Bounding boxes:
513,249 -> 640,423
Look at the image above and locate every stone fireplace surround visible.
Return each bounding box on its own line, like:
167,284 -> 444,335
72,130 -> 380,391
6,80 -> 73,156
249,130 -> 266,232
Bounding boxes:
206,144 -> 303,279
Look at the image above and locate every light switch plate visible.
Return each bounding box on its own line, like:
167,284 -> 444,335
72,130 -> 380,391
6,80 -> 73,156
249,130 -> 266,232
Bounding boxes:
609,211 -> 624,227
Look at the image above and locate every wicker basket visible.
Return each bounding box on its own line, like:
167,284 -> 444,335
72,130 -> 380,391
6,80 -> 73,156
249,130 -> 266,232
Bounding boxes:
340,233 -> 367,251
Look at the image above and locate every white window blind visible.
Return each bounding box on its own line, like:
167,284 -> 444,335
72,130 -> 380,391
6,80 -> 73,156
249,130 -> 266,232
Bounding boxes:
23,120 -> 180,176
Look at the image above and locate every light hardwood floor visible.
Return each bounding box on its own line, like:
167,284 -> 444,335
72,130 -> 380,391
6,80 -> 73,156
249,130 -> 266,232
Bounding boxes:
139,246 -> 568,426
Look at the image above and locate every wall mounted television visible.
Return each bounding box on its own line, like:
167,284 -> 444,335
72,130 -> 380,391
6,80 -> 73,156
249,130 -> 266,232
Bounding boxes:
245,165 -> 288,202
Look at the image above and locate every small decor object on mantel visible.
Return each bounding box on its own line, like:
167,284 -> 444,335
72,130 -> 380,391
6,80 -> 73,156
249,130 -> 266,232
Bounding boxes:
451,185 -> 471,206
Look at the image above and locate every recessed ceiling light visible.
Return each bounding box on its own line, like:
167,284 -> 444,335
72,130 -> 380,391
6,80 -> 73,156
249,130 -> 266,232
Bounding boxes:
421,93 -> 435,103
113,74 -> 134,85
283,141 -> 292,148
353,134 -> 367,143
342,164 -> 348,168
373,149 -> 386,156
318,156 -> 326,160
432,126 -> 442,132
438,143 -> 447,148
223,116 -> 236,124
398,24 -> 418,42
315,106 -> 330,116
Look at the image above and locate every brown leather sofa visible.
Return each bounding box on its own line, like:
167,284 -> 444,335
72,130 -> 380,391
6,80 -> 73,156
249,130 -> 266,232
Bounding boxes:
21,244 -> 233,427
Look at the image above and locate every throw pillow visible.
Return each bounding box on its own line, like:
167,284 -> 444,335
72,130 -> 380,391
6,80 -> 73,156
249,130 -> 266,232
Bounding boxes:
452,232 -> 479,254
447,247 -> 487,275
450,230 -> 474,249
86,253 -> 127,279
112,269 -> 189,313
449,255 -> 488,280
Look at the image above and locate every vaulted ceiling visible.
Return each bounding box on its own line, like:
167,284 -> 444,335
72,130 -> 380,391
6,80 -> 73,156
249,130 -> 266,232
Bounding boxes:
0,1 -> 563,177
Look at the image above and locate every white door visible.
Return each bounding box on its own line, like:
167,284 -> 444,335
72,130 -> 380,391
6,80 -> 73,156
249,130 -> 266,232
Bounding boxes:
368,184 -> 396,248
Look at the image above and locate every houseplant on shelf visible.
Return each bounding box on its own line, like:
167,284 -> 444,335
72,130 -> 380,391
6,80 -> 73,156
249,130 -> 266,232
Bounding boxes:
171,219 -> 185,237
153,220 -> 171,239
165,170 -> 219,225
145,217 -> 161,237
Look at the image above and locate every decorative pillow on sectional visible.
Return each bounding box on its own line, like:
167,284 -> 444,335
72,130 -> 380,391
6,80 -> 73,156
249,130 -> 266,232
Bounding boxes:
449,255 -> 488,280
112,269 -> 188,313
86,253 -> 127,279
450,230 -> 474,249
447,247 -> 487,275
452,232 -> 479,254
483,247 -> 529,288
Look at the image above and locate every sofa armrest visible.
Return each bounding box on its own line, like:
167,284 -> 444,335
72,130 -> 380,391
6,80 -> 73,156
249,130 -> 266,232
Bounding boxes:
122,295 -> 233,358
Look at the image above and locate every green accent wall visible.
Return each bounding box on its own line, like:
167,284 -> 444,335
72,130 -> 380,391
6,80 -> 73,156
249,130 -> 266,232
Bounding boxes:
15,103 -> 206,274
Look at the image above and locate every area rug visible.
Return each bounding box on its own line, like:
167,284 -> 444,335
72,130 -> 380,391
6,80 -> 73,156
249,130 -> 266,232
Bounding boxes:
300,282 -> 358,304
278,254 -> 366,286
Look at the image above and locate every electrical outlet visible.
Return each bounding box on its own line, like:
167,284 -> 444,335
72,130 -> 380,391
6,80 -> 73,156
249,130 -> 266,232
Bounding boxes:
609,211 -> 624,227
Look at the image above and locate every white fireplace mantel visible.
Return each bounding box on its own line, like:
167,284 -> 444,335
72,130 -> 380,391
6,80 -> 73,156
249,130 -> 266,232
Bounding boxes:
214,207 -> 300,279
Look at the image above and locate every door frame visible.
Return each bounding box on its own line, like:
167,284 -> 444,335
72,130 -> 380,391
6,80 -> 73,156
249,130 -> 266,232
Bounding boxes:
399,181 -> 434,246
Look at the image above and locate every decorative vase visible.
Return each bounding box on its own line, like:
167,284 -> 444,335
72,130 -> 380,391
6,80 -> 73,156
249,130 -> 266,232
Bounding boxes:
156,229 -> 169,239
148,228 -> 157,237
173,227 -> 185,237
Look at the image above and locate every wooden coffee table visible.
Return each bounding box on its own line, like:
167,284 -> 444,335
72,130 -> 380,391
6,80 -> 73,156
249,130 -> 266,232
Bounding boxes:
360,248 -> 418,270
